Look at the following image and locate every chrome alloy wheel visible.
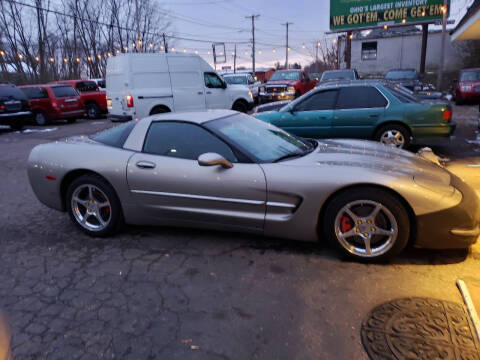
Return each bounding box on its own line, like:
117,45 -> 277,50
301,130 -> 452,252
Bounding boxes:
71,184 -> 111,231
334,200 -> 398,258
379,129 -> 405,148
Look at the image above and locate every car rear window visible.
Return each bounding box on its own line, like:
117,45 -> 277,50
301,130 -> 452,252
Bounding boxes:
21,87 -> 49,99
77,81 -> 98,92
90,121 -> 136,148
51,86 -> 78,98
385,85 -> 419,103
321,70 -> 355,81
0,84 -> 28,100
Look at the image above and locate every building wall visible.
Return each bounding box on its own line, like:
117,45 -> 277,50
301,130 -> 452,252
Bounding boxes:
340,32 -> 464,76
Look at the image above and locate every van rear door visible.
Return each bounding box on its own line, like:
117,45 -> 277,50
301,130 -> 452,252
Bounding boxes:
106,56 -> 129,117
167,55 -> 206,111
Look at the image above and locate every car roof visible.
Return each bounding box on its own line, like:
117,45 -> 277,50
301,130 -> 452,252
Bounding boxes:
461,68 -> 480,71
223,73 -> 247,77
275,69 -> 302,72
387,68 -> 416,72
316,79 -> 385,88
147,110 -> 238,124
323,69 -> 355,72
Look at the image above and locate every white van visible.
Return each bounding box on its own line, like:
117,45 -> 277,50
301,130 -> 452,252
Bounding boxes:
106,53 -> 254,121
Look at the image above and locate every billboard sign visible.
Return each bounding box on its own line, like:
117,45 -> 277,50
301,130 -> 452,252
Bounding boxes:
330,0 -> 450,31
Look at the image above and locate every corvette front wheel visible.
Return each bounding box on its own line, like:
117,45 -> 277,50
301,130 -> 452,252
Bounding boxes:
323,187 -> 410,261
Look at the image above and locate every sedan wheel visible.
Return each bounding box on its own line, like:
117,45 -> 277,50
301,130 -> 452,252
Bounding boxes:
323,187 -> 410,261
375,124 -> 410,148
66,175 -> 123,236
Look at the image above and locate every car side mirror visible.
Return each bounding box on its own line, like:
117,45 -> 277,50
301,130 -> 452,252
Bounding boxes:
198,153 -> 233,169
222,81 -> 227,89
288,106 -> 295,114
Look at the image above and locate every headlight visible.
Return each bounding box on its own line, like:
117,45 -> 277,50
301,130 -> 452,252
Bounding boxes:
287,86 -> 295,92
248,91 -> 253,99
461,85 -> 472,91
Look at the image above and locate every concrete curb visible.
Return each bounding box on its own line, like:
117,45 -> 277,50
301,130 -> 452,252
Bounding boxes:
457,279 -> 480,342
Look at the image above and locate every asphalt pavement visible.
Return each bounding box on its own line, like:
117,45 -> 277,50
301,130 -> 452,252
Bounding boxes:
0,107 -> 479,360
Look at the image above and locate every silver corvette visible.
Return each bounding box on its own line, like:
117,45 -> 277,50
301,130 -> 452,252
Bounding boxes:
28,110 -> 479,260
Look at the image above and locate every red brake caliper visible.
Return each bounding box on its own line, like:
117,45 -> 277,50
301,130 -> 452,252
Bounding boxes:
340,215 -> 353,233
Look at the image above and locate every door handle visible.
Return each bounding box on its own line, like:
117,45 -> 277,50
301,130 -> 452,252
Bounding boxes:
136,161 -> 156,169
369,114 -> 380,118
197,91 -> 203,95
206,91 -> 212,94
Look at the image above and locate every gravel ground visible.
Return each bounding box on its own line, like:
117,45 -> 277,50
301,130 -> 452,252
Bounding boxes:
0,107 -> 479,360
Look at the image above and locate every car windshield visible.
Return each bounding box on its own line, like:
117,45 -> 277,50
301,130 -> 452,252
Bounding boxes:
460,70 -> 480,82
385,70 -> 418,80
223,76 -> 247,85
321,71 -> 354,80
270,71 -> 300,81
205,113 -> 313,163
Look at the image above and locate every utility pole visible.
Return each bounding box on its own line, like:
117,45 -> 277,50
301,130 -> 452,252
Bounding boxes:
135,0 -> 141,52
315,41 -> 319,73
436,0 -> 448,89
246,15 -> 260,76
163,33 -> 168,53
282,22 -> 293,69
234,44 -> 237,73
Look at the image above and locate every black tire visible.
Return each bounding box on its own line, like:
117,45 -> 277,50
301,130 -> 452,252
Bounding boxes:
232,100 -> 248,113
374,123 -> 410,149
67,118 -> 76,124
85,102 -> 100,119
149,106 -> 170,115
66,174 -> 123,237
10,121 -> 23,131
322,187 -> 410,262
34,111 -> 49,126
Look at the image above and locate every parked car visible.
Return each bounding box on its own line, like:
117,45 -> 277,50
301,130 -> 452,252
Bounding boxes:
222,73 -> 261,101
20,84 -> 84,125
258,69 -> 316,104
27,110 -> 479,261
49,79 -> 107,119
319,69 -> 359,82
89,78 -> 106,90
0,83 -> 33,130
453,68 -> 480,105
384,69 -> 423,91
254,80 -> 455,148
106,53 -> 254,122
252,100 -> 291,114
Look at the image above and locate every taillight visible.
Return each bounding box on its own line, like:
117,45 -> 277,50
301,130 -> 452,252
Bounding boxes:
442,109 -> 452,122
0,105 -> 4,112
126,94 -> 134,108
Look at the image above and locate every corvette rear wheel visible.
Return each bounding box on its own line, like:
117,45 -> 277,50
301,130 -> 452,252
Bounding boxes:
323,188 -> 410,261
66,175 -> 123,237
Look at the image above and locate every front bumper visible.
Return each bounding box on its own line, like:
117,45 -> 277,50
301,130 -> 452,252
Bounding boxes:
415,174 -> 480,249
108,114 -> 133,122
0,111 -> 33,126
259,91 -> 295,103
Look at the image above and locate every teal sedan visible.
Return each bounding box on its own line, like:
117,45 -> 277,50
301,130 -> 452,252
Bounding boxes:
253,81 -> 455,148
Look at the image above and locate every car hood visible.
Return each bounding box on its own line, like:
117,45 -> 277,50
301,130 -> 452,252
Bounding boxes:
287,139 -> 452,185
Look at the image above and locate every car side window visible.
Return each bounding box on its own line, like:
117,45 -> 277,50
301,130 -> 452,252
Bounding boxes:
337,86 -> 387,109
143,122 -> 237,162
294,90 -> 338,112
204,73 -> 224,89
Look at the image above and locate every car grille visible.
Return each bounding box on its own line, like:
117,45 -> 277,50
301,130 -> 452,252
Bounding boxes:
265,85 -> 287,93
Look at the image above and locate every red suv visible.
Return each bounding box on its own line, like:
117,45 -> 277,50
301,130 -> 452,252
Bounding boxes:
20,84 -> 84,125
259,69 -> 317,104
453,68 -> 480,105
49,80 -> 107,119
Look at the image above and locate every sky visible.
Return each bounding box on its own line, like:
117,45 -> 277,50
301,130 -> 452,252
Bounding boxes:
162,0 -> 471,70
